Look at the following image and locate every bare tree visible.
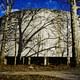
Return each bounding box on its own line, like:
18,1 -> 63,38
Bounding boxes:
9,9 -> 58,63
70,0 -> 77,67
7,9 -> 71,64
0,0 -> 14,64
0,8 -> 72,65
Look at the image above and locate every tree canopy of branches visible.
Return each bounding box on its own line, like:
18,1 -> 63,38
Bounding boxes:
0,0 -> 78,66
0,9 -> 72,64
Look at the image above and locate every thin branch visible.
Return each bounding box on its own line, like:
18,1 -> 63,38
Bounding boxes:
27,46 -> 64,57
24,19 -> 53,47
23,21 -> 42,40
24,37 -> 58,56
22,10 -> 39,34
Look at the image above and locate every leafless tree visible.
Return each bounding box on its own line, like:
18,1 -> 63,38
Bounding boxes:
69,0 -> 77,67
0,8 -> 72,65
0,0 -> 14,64
16,10 -> 71,64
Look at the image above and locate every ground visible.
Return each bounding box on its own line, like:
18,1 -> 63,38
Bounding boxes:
0,64 -> 80,80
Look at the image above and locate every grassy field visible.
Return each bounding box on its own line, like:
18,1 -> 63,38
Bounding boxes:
0,64 -> 80,80
0,75 -> 65,80
0,64 -> 71,72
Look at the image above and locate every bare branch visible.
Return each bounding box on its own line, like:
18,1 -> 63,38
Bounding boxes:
24,37 -> 58,56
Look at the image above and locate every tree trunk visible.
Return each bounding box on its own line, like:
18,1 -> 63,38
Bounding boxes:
0,10 -> 9,64
0,18 -> 2,64
14,26 -> 17,65
28,57 -> 31,65
0,0 -> 12,64
66,13 -> 70,65
44,57 -> 47,66
17,15 -> 23,64
70,0 -> 77,67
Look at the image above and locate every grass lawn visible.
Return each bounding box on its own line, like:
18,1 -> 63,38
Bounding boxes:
0,75 -> 65,80
0,64 -> 71,72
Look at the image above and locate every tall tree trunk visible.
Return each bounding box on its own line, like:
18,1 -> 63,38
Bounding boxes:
14,26 -> 17,65
0,18 -> 3,64
70,0 -> 77,67
0,4 -> 11,64
66,13 -> 70,65
17,14 -> 23,64
0,0 -> 12,65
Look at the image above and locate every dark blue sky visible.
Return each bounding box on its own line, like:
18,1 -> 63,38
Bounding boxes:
0,0 -> 80,16
13,0 -> 70,10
